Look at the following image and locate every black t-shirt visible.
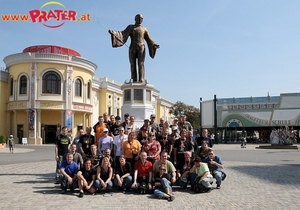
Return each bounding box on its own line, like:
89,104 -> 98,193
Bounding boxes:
177,160 -> 194,174
79,134 -> 95,154
80,167 -> 96,182
173,138 -> 192,161
99,166 -> 111,181
158,136 -> 172,154
115,162 -> 132,176
196,136 -> 213,148
55,134 -> 70,156
110,124 -> 120,136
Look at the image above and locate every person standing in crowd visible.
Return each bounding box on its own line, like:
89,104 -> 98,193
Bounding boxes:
178,115 -> 193,133
122,132 -> 142,168
150,114 -> 159,135
110,115 -> 121,138
113,126 -> 128,168
86,144 -> 102,169
79,126 -> 95,159
170,118 -> 180,134
72,129 -> 84,154
7,134 -> 15,153
141,132 -> 161,164
93,116 -> 109,143
125,116 -> 140,135
64,143 -> 83,169
158,130 -> 173,159
173,129 -> 192,167
196,129 -> 214,148
187,130 -> 198,159
98,128 -> 113,155
55,126 -> 70,184
158,118 -> 165,136
121,113 -> 130,128
204,148 -> 225,189
103,112 -> 111,126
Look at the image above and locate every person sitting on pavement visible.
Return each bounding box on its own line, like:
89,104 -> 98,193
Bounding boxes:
86,144 -> 102,169
59,153 -> 78,194
131,151 -> 153,194
203,148 -> 225,189
196,142 -> 210,161
176,151 -> 195,189
189,157 -> 213,193
79,126 -> 95,159
152,151 -> 176,183
140,132 -> 161,164
63,143 -> 83,169
77,158 -> 97,198
153,164 -> 175,201
113,155 -> 132,192
95,157 -> 113,192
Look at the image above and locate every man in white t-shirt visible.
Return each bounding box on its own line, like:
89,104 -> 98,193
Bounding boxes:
113,126 -> 128,168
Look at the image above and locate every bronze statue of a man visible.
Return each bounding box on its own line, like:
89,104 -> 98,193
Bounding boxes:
109,14 -> 159,83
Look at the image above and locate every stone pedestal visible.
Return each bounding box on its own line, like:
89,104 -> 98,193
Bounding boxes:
121,81 -> 155,127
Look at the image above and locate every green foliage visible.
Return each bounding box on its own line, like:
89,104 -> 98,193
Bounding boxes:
0,135 -> 6,144
170,101 -> 200,130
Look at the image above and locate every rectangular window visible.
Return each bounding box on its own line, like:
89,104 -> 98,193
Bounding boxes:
134,89 -> 143,103
124,89 -> 131,103
146,90 -> 151,104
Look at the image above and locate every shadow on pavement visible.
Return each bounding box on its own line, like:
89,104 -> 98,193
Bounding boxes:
229,164 -> 300,186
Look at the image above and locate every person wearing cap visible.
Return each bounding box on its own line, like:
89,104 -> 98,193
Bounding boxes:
98,128 -> 113,155
153,164 -> 175,201
79,126 -> 95,158
170,118 -> 180,134
7,134 -> 15,153
150,114 -> 159,135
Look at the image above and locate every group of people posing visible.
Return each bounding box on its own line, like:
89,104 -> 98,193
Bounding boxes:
55,113 -> 226,200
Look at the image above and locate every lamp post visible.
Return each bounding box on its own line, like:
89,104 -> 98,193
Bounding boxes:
199,97 -> 202,134
214,95 -> 218,144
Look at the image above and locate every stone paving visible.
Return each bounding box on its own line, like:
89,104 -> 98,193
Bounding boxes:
0,145 -> 300,210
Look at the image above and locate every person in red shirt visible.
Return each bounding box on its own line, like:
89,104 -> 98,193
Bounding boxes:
131,151 -> 153,194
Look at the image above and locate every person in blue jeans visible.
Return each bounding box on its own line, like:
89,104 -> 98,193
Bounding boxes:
95,157 -> 113,192
59,153 -> 78,194
113,155 -> 132,192
203,148 -> 225,189
153,164 -> 175,201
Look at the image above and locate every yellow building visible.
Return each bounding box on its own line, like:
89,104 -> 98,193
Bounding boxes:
0,45 -> 174,144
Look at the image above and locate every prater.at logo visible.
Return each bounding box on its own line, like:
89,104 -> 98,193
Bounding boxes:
29,1 -> 78,28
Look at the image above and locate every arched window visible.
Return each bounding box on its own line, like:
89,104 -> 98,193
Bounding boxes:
87,82 -> 91,99
42,71 -> 61,94
10,78 -> 13,96
75,78 -> 82,96
19,75 -> 27,94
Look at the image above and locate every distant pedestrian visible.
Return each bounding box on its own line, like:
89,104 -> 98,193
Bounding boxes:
241,135 -> 247,148
7,134 -> 15,153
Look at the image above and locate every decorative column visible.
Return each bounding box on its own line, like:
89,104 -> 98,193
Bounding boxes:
65,65 -> 73,132
28,62 -> 37,144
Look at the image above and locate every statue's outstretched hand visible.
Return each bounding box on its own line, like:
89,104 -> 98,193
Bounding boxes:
154,44 -> 160,49
108,30 -> 114,35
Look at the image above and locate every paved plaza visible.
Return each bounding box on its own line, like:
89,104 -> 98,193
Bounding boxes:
0,144 -> 300,210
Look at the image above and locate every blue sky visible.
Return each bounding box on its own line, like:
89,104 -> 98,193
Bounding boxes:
1,0 -> 300,108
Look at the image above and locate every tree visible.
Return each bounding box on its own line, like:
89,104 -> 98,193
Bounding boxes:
169,101 -> 200,130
